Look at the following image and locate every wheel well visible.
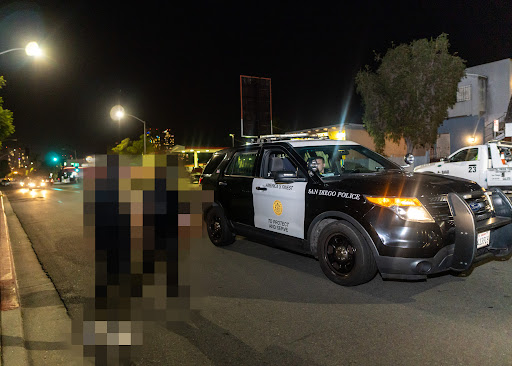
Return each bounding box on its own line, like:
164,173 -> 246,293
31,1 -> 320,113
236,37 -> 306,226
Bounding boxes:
203,202 -> 220,221
309,218 -> 337,258
307,213 -> 379,259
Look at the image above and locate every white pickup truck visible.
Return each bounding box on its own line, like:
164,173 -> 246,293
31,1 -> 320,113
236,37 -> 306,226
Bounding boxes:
414,141 -> 512,190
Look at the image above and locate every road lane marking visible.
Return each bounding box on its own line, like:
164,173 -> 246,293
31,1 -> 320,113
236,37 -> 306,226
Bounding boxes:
52,187 -> 81,193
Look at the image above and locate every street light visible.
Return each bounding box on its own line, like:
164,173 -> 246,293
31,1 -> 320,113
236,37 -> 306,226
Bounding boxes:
0,42 -> 42,57
229,133 -> 235,147
110,105 -> 147,154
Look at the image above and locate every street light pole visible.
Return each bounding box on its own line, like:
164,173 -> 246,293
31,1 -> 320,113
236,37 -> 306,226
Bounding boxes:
0,42 -> 42,57
126,114 -> 147,155
229,133 -> 235,147
0,48 -> 24,55
110,105 -> 147,155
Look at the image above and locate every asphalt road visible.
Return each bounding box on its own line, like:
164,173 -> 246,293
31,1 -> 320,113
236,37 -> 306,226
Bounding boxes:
3,183 -> 512,365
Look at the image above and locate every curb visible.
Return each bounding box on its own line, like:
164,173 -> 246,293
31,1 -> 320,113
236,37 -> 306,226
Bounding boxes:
0,192 -> 88,365
0,192 -> 30,366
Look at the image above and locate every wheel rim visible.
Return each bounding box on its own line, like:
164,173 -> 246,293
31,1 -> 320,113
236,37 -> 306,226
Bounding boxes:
324,234 -> 356,276
209,215 -> 223,241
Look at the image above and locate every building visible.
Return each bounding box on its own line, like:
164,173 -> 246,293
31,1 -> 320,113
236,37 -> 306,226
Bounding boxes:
161,129 -> 175,150
147,128 -> 175,153
7,147 -> 30,171
438,58 -> 512,155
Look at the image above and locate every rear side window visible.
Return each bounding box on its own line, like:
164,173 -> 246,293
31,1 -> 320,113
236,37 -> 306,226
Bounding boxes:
225,151 -> 258,176
203,153 -> 226,174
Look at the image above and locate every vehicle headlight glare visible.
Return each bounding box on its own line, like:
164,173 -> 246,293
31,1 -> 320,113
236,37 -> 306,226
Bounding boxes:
393,205 -> 434,223
366,196 -> 435,223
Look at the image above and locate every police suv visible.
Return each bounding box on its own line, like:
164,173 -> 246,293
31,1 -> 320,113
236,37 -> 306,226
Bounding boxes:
201,135 -> 512,286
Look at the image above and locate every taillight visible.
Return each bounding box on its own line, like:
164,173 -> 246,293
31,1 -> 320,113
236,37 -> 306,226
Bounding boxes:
199,177 -> 203,184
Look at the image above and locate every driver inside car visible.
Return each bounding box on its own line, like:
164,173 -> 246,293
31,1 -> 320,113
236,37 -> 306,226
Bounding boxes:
315,157 -> 335,176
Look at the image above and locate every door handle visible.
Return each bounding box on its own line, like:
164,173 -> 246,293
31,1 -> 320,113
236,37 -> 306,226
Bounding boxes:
219,181 -> 228,186
255,186 -> 267,191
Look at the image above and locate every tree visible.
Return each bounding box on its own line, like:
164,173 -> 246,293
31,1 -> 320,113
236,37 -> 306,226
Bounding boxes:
355,34 -> 466,154
111,137 -> 132,154
110,135 -> 155,155
0,76 -> 15,147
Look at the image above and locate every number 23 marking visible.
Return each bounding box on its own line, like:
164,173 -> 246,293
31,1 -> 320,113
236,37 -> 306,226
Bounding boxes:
468,165 -> 477,173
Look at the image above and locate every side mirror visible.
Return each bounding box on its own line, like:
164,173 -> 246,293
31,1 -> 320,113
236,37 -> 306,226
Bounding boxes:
274,171 -> 307,184
440,157 -> 446,162
404,153 -> 414,165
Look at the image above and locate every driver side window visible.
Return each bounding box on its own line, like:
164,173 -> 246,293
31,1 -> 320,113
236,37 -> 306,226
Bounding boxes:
262,150 -> 304,179
449,148 -> 478,162
449,149 -> 469,162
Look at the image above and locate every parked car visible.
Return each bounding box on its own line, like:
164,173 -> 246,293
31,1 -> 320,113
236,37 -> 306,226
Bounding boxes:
190,167 -> 203,184
0,178 -> 10,186
201,135 -> 512,286
415,141 -> 512,191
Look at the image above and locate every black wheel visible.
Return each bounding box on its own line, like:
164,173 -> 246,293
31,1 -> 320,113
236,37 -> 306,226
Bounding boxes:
206,207 -> 235,246
317,221 -> 377,286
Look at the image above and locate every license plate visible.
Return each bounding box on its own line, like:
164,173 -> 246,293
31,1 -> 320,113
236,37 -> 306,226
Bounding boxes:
477,230 -> 490,249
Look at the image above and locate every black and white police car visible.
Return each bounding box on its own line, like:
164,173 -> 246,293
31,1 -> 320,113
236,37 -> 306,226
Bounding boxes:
201,135 -> 512,286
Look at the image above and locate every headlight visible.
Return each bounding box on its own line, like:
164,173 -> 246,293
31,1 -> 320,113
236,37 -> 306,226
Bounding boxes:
20,182 -> 24,186
28,182 -> 35,187
41,182 -> 46,186
365,196 -> 435,223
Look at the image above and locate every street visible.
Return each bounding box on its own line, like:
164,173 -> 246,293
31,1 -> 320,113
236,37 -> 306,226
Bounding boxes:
3,183 -> 512,365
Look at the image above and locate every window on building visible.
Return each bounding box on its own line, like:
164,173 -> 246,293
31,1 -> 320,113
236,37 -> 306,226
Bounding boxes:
456,85 -> 471,102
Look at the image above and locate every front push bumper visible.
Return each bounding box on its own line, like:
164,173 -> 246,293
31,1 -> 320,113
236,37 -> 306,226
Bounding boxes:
377,188 -> 512,280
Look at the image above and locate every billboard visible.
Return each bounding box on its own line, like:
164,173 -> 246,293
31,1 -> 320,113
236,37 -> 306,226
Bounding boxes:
240,75 -> 272,137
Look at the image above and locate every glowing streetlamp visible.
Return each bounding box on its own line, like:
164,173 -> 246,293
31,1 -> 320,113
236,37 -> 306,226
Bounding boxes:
110,105 -> 147,154
0,42 -> 43,57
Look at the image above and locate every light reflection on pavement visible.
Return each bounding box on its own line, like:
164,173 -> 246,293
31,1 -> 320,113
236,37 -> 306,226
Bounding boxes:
18,188 -> 48,198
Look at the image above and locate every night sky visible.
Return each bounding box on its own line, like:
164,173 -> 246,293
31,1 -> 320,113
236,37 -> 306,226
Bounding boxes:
0,0 -> 511,156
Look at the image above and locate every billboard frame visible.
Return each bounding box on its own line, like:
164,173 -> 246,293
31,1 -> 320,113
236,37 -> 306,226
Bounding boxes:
240,75 -> 273,138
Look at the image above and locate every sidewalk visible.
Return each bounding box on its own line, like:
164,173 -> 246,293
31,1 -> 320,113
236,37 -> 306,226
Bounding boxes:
0,191 -> 84,365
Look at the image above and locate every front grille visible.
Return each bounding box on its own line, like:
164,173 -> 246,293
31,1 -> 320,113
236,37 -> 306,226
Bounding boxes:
424,193 -> 493,224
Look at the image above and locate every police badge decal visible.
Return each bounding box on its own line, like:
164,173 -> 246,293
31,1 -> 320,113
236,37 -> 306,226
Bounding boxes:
273,200 -> 283,216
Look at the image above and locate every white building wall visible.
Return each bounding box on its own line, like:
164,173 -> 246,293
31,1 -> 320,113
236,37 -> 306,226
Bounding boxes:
447,59 -> 512,121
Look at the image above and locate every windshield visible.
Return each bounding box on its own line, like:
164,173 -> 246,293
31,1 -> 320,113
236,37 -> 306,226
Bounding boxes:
294,144 -> 401,178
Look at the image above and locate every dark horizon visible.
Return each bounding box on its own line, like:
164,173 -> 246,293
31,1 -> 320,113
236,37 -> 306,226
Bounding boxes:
0,1 -> 511,157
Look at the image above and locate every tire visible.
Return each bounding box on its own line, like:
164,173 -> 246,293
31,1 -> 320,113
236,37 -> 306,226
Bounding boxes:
317,220 -> 377,286
206,206 -> 235,246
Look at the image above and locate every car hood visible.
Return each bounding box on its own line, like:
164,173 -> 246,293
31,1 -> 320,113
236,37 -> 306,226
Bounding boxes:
324,170 -> 481,198
414,161 -> 445,172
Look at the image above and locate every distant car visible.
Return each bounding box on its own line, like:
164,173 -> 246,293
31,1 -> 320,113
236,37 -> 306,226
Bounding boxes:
43,177 -> 54,186
190,167 -> 203,184
0,179 -> 10,186
20,177 -> 48,189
